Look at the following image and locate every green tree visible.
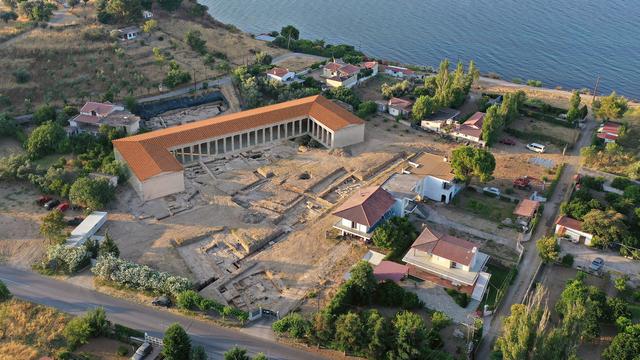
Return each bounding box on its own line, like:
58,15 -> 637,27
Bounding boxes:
255,52 -> 272,65
366,310 -> 394,359
371,216 -> 417,253
157,0 -> 181,11
349,261 -> 377,305
106,0 -> 142,21
536,236 -> 559,263
555,275 -> 606,341
450,145 -> 496,183
162,323 -> 191,360
481,104 -> 504,145
69,177 -> 115,210
164,61 -> 192,88
566,91 -> 582,123
431,311 -> 451,331
98,232 -> 120,257
253,353 -> 267,360
393,311 -> 429,359
40,210 -> 67,244
582,209 -> 628,248
86,307 -> 109,337
64,316 -> 92,350
142,19 -> 157,34
334,312 -> 365,355
18,0 -> 54,21
593,91 -> 628,120
185,29 -> 207,55
280,25 -> 299,40
412,95 -> 437,121
224,346 -> 250,360
0,280 -> 11,302
603,323 -> 640,360
25,121 -> 66,159
191,345 -> 207,360
0,113 -> 19,138
0,11 -> 18,23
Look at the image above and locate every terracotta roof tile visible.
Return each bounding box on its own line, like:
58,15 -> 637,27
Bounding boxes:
411,226 -> 476,266
513,199 -> 540,218
267,67 -> 290,77
113,96 -> 363,182
80,102 -> 116,116
332,186 -> 396,227
556,215 -> 584,231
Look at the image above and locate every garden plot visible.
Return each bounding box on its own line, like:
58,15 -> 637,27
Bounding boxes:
507,116 -> 580,149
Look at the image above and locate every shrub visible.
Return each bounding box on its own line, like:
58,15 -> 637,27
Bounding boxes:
116,345 -> 129,356
445,288 -> 469,308
0,280 -> 11,302
561,254 -> 574,267
176,290 -> 200,310
92,254 -> 192,297
272,313 -> 310,339
611,177 -> 634,191
373,280 -> 423,310
44,245 -> 91,274
527,79 -> 543,87
580,175 -> 605,191
64,317 -> 92,350
431,311 -> 451,331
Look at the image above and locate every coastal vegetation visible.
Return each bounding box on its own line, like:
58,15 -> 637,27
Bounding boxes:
272,24 -> 364,60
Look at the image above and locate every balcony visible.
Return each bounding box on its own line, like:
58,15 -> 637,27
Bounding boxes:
333,221 -> 372,240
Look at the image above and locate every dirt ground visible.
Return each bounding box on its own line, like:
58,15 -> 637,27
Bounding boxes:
274,55 -> 322,72
509,116 -> 580,146
75,337 -> 133,360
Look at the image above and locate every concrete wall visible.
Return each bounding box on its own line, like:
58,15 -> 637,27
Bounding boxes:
140,171 -> 185,201
332,124 -> 365,148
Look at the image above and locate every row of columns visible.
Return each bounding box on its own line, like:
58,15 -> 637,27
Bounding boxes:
171,117 -> 331,164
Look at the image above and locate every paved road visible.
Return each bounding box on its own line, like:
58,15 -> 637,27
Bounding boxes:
0,266 -> 324,360
138,52 -> 326,104
475,116 -> 598,358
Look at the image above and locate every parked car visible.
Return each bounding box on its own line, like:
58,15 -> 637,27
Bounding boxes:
526,143 -> 546,153
482,187 -> 501,197
589,257 -> 604,272
44,199 -> 60,210
499,138 -> 516,145
152,295 -> 171,307
131,342 -> 152,360
56,202 -> 70,212
36,196 -> 52,206
560,235 -> 579,244
66,216 -> 84,226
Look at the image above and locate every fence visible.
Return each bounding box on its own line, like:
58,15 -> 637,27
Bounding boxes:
144,332 -> 163,347
136,91 -> 226,120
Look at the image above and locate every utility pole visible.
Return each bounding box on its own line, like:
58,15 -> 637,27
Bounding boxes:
592,75 -> 600,104
193,68 -> 197,93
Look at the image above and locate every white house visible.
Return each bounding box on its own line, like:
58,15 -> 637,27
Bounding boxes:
388,97 -> 413,118
402,225 -> 491,301
381,173 -> 425,218
331,186 -> 400,241
451,111 -> 485,145
143,10 -> 153,19
420,108 -> 460,132
406,153 -> 464,204
555,215 -> 594,245
382,65 -> 415,78
118,26 -> 139,41
69,101 -> 140,135
323,62 -> 360,89
266,67 -> 295,83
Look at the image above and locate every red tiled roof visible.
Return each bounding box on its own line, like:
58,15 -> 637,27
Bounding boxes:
601,121 -> 621,133
513,199 -> 540,218
363,61 -> 378,69
113,95 -> 364,182
455,125 -> 482,139
556,215 -> 583,231
332,186 -> 396,227
463,112 -> 485,128
374,261 -> 409,282
597,132 -> 618,140
388,97 -> 414,110
80,102 -> 116,116
339,64 -> 360,76
411,226 -> 476,266
324,62 -> 342,71
267,67 -> 290,78
72,114 -> 101,125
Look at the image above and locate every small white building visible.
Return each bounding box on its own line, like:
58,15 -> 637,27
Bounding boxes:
118,26 -> 140,41
69,101 -> 140,135
406,152 -> 464,204
555,215 -> 594,245
143,10 -> 153,19
66,211 -> 108,247
388,97 -> 413,118
266,67 -> 295,83
420,108 -> 460,133
323,62 -> 360,89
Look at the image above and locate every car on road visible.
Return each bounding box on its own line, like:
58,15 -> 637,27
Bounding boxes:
131,342 -> 152,360
499,138 -> 516,145
526,143 -> 546,153
56,202 -> 70,212
36,196 -> 52,206
152,295 -> 171,307
44,199 -> 60,210
589,257 -> 604,272
482,187 -> 501,197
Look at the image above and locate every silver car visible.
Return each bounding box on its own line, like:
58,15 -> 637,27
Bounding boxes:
131,342 -> 151,360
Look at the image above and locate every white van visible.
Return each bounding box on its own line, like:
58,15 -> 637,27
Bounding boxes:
526,143 -> 546,153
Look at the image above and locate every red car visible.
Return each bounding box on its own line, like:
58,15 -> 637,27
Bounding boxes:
499,138 -> 516,145
56,202 -> 70,212
36,196 -> 52,206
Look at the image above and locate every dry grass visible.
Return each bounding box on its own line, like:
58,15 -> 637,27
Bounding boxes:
509,116 -> 580,144
0,341 -> 39,360
0,299 -> 69,355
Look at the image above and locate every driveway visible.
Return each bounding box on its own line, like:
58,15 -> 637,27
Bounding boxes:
402,280 -> 478,325
560,240 -> 640,284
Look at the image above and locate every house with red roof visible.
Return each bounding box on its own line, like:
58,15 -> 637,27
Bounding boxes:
403,225 -> 491,300
69,101 -> 140,135
388,97 -> 414,118
323,61 -> 361,89
450,111 -> 486,145
555,215 -> 594,245
597,121 -> 622,143
381,64 -> 415,78
266,67 -> 295,83
331,186 -> 401,240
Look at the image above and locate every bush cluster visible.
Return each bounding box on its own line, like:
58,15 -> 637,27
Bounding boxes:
175,290 -> 248,323
92,254 -> 192,297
